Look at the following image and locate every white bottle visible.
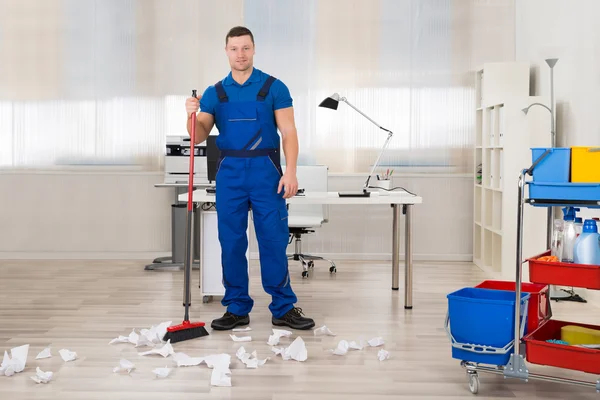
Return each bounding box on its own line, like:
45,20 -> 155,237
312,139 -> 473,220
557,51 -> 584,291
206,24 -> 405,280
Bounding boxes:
561,207 -> 577,263
551,219 -> 564,261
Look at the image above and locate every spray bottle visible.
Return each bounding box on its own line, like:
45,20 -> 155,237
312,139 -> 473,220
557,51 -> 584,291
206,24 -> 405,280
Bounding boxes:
562,207 -> 578,263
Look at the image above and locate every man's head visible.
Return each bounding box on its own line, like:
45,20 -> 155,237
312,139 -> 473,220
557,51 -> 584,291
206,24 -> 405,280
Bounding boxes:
225,26 -> 255,72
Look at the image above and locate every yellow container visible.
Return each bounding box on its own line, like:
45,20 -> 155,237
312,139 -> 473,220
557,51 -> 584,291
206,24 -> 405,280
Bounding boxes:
571,146 -> 600,183
561,325 -> 600,345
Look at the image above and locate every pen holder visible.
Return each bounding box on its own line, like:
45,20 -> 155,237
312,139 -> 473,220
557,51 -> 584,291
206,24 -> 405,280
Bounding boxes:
377,179 -> 392,195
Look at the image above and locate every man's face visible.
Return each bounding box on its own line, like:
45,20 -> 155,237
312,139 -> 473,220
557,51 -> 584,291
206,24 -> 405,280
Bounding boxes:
225,35 -> 255,72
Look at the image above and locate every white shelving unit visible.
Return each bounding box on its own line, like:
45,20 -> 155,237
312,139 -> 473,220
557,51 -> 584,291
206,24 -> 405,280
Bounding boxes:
473,62 -> 551,280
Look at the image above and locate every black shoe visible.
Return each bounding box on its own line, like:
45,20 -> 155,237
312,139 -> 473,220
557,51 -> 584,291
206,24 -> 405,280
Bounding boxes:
211,312 -> 250,331
272,307 -> 315,330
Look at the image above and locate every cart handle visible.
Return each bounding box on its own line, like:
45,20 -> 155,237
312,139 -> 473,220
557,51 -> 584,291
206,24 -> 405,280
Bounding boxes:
444,297 -> 529,356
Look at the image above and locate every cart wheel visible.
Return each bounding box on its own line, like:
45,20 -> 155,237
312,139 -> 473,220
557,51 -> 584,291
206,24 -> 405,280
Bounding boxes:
329,266 -> 337,274
468,373 -> 479,394
307,261 -> 314,269
302,271 -> 309,279
202,296 -> 213,303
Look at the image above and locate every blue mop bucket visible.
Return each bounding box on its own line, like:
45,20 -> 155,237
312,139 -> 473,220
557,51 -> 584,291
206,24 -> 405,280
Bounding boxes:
531,148 -> 571,183
445,287 -> 530,366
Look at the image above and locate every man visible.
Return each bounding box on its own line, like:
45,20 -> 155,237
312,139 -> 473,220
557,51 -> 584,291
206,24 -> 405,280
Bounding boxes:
184,26 -> 315,331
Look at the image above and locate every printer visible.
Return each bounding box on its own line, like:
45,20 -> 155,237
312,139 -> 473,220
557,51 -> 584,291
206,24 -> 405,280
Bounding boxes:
164,135 -> 209,184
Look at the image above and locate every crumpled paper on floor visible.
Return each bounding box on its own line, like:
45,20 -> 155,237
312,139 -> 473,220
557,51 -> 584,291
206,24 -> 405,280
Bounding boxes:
368,337 -> 385,347
36,347 -> 52,360
271,336 -> 307,362
113,359 -> 135,374
152,366 -> 171,378
229,335 -> 252,342
236,346 -> 269,369
0,345 -> 29,376
314,325 -> 336,336
378,349 -> 390,361
203,354 -> 231,387
267,328 -> 292,346
31,367 -> 53,384
138,340 -> 174,358
172,352 -> 204,367
59,349 -> 77,362
331,340 -> 350,356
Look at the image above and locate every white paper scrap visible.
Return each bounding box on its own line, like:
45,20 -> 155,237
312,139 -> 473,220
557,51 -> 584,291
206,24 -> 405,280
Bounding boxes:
211,367 -> 231,387
140,321 -> 172,344
109,335 -> 129,345
232,326 -> 252,332
314,325 -> 336,336
113,359 -> 135,374
203,354 -> 231,369
152,366 -> 172,378
378,349 -> 390,361
368,337 -> 385,347
172,352 -> 204,367
1,345 -> 29,376
30,367 -> 53,384
138,340 -> 174,358
35,347 -> 52,360
271,336 -> 307,362
349,339 -> 365,350
267,328 -> 293,346
229,335 -> 252,342
331,340 -> 349,356
235,346 -> 269,369
59,349 -> 77,362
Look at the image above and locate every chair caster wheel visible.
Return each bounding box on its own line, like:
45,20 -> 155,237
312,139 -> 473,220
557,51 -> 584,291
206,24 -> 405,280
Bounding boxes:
302,271 -> 309,279
307,261 -> 314,269
202,295 -> 213,303
329,266 -> 337,274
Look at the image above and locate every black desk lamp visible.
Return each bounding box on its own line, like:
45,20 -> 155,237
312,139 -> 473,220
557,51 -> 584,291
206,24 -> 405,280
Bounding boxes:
319,93 -> 394,197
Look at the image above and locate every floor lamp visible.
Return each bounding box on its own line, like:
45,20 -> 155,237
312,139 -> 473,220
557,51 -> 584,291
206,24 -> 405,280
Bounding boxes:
522,58 -> 584,302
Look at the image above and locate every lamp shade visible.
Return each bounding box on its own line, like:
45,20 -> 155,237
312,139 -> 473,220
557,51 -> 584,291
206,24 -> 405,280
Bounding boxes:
319,93 -> 340,110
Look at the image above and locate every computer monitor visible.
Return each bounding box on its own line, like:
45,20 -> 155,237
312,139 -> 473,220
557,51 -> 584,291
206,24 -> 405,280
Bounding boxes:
206,135 -> 220,183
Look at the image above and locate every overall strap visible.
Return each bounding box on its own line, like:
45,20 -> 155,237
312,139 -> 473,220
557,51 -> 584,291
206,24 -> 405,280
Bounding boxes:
256,75 -> 276,101
215,81 -> 228,103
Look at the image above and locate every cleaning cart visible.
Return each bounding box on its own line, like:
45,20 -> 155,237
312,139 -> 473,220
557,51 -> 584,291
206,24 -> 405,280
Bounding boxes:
447,147 -> 600,395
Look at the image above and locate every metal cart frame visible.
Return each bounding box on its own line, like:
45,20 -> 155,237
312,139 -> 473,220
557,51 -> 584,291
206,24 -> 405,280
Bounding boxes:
456,150 -> 600,395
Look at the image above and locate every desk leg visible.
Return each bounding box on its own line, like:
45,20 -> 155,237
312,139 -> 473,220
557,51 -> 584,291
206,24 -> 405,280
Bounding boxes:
392,204 -> 400,291
404,204 -> 413,309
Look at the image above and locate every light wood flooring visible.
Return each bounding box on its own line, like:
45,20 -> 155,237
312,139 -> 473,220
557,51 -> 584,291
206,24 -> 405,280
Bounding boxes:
0,258 -> 599,399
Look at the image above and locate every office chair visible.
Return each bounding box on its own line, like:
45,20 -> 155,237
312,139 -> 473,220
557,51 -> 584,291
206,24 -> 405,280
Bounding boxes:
283,165 -> 336,279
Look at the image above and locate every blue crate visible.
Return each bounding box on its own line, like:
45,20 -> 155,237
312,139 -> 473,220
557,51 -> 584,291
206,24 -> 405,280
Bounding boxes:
528,182 -> 600,202
446,287 -> 530,366
531,148 -> 571,183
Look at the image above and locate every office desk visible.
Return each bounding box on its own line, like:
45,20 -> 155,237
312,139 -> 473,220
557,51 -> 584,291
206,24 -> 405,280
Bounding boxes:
179,190 -> 422,309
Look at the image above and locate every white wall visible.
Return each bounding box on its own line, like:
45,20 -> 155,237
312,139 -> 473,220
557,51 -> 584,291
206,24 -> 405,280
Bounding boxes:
516,0 -> 600,304
0,171 -> 472,262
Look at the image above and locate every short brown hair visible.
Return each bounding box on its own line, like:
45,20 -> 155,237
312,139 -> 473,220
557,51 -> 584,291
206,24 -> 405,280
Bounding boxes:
226,26 -> 254,45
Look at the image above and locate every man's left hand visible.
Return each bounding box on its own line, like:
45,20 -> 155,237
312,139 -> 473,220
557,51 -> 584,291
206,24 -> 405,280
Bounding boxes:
278,171 -> 298,199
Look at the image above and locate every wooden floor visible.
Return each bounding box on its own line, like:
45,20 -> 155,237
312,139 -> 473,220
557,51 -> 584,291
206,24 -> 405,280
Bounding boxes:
0,258 -> 598,399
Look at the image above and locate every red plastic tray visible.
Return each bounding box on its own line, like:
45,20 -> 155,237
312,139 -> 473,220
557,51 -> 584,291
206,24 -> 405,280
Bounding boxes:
527,251 -> 600,290
474,280 -> 549,333
524,319 -> 600,375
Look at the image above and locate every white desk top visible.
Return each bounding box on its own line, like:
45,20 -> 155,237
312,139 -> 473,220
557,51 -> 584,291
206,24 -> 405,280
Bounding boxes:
179,189 -> 422,205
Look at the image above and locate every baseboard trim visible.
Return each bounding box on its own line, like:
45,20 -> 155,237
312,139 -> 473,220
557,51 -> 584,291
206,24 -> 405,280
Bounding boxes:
0,251 -> 472,263
253,252 -> 472,262
0,251 -> 171,260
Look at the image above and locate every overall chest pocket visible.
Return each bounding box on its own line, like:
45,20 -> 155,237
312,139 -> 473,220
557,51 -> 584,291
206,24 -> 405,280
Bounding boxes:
226,104 -> 258,122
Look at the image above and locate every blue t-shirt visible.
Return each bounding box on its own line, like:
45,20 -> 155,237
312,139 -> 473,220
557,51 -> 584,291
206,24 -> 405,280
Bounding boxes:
200,67 -> 293,117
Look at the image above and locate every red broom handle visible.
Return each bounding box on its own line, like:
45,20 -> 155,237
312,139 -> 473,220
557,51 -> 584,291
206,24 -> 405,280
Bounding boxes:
187,89 -> 197,211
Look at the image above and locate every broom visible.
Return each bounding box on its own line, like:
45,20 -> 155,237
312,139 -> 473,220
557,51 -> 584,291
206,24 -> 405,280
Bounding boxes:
163,89 -> 210,343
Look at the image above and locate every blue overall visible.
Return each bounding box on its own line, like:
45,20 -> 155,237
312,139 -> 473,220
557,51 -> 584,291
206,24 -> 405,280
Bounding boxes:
212,73 -> 297,319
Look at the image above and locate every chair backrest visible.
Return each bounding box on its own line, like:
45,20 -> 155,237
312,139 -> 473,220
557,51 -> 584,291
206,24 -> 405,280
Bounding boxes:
283,165 -> 328,222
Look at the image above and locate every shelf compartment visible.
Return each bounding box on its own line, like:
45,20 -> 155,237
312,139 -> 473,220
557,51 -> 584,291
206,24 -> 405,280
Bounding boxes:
474,224 -> 482,261
528,250 -> 600,290
524,319 -> 600,375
